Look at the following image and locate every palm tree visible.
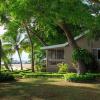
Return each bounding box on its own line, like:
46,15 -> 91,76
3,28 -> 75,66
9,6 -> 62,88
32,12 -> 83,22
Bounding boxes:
1,48 -> 12,71
0,39 -> 1,72
2,31 -> 25,70
0,38 -> 12,71
21,30 -> 35,72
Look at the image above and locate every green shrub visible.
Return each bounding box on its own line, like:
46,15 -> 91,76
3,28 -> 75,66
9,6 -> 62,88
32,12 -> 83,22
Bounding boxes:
12,72 -> 64,78
35,65 -> 45,72
57,63 -> 68,73
0,72 -> 15,82
86,73 -> 100,78
13,74 -> 23,78
72,48 -> 93,65
64,73 -> 95,82
72,48 -> 98,72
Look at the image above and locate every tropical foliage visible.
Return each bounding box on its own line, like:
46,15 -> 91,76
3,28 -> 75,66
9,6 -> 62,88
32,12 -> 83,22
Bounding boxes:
0,0 -> 100,74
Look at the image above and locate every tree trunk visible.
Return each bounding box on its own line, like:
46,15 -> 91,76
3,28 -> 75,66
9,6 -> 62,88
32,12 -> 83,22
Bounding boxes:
0,40 -> 1,72
23,22 -> 48,72
24,25 -> 34,72
10,55 -> 13,71
76,60 -> 86,74
17,50 -> 23,70
10,64 -> 13,72
4,61 -> 11,71
58,22 -> 78,49
58,21 -> 86,74
31,44 -> 34,72
28,27 -> 48,46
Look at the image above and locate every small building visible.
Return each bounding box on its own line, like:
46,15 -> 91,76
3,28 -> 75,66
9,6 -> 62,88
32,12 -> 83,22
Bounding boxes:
41,33 -> 100,72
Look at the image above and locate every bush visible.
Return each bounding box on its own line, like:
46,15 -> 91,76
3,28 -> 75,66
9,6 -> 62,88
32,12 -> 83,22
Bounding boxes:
64,73 -> 96,82
24,73 -> 63,78
57,63 -> 68,73
13,74 -> 23,78
35,65 -> 46,72
72,48 -> 93,65
0,72 -> 15,82
86,73 -> 100,78
72,48 -> 98,72
12,72 -> 64,78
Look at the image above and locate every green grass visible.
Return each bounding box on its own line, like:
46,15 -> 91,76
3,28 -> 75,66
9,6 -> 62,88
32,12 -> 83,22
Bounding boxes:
0,78 -> 100,100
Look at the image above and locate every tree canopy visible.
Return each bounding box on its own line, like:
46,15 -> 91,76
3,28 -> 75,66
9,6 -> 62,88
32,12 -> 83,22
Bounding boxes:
0,0 -> 100,73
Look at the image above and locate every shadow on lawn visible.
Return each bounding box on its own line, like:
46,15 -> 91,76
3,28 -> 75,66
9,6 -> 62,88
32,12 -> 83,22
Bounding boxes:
0,78 -> 100,100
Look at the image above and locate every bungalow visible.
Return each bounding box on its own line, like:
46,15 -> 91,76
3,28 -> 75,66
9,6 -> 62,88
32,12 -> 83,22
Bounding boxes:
41,33 -> 100,72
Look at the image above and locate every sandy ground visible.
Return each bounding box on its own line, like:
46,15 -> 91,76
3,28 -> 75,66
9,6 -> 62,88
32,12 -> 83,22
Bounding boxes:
10,64 -> 31,70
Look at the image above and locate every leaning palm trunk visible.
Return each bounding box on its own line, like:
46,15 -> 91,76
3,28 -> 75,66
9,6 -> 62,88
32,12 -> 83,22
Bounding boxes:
9,64 -> 13,71
0,40 -> 1,72
58,21 -> 86,74
17,50 -> 23,70
4,61 -> 10,71
27,34 -> 34,72
24,24 -> 34,72
31,44 -> 34,72
9,54 -> 13,71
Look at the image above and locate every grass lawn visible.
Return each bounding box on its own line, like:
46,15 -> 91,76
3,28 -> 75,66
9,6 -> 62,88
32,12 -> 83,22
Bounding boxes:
0,78 -> 100,100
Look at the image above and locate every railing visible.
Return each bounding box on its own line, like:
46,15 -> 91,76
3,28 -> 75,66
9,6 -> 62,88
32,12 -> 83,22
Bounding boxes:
48,59 -> 65,66
48,59 -> 65,62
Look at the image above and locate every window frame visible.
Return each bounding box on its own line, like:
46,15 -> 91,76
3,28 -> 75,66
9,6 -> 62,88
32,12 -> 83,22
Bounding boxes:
92,48 -> 100,61
56,49 -> 64,59
48,49 -> 64,59
97,48 -> 100,61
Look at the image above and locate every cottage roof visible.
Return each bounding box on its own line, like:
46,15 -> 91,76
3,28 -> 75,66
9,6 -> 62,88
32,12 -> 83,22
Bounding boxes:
41,32 -> 87,50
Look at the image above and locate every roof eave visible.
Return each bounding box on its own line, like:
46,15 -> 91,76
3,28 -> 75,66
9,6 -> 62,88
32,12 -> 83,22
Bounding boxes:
41,31 -> 89,50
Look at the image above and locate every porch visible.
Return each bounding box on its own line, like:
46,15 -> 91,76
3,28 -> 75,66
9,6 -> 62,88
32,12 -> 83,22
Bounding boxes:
46,48 -> 65,72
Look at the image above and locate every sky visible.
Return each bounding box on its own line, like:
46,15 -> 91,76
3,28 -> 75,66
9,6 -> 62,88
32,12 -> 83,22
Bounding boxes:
0,26 -> 29,62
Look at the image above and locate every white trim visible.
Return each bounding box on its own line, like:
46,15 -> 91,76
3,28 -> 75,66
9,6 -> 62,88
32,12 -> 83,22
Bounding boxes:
41,42 -> 68,49
41,31 -> 88,50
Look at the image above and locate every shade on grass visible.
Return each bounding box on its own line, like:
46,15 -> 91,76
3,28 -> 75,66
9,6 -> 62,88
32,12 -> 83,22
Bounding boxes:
0,78 -> 100,100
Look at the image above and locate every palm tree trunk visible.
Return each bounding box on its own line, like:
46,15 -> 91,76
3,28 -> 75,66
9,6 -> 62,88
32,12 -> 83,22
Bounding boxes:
17,50 -> 23,70
10,55 -> 13,71
0,40 -> 1,72
23,22 -> 48,72
22,22 -> 48,46
58,21 -> 86,74
4,61 -> 11,71
10,64 -> 13,71
24,24 -> 34,72
31,44 -> 34,72
28,27 -> 48,46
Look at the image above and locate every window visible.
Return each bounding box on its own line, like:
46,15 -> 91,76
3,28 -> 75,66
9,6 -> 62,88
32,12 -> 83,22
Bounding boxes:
49,50 -> 56,59
92,48 -> 100,60
98,49 -> 100,60
56,50 -> 64,59
48,49 -> 64,65
49,49 -> 64,59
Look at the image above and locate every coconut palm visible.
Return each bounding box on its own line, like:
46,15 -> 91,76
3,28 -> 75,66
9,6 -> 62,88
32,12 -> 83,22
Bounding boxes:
1,48 -> 12,71
2,30 -> 26,70
0,38 -> 12,71
0,39 -> 1,72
